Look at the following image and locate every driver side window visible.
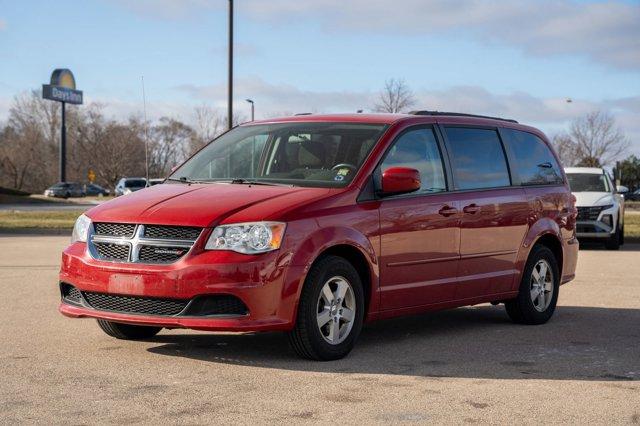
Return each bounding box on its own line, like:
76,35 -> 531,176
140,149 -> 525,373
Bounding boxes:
381,128 -> 447,193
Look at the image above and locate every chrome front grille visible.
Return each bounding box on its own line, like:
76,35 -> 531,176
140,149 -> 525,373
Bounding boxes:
88,224 -> 201,264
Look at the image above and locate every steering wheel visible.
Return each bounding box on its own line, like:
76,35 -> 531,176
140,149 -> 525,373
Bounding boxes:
331,163 -> 357,173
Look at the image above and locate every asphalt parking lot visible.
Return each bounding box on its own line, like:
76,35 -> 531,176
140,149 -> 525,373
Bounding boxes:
1,236 -> 638,424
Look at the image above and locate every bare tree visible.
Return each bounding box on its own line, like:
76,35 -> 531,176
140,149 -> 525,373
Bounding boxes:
551,133 -> 580,167
374,78 -> 416,113
565,111 -> 629,167
149,117 -> 194,177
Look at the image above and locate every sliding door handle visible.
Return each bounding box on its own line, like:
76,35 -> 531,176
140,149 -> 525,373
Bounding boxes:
463,204 -> 481,214
438,205 -> 458,217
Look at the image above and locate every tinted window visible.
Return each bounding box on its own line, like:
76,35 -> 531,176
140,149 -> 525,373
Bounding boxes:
445,127 -> 510,190
381,128 -> 446,193
502,129 -> 563,185
125,179 -> 146,188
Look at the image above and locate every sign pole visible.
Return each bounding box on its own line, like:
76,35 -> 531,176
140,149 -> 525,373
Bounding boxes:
42,68 -> 83,183
60,101 -> 66,182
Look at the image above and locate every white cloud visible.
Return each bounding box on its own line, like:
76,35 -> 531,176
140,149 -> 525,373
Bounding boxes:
108,0 -> 640,70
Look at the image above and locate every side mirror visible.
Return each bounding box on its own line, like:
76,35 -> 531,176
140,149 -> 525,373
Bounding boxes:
616,185 -> 629,194
380,167 -> 421,196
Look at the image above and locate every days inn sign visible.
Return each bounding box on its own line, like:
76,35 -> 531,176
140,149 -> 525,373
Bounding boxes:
42,69 -> 83,104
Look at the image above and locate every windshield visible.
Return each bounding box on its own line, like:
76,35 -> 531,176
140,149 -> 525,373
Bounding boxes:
125,179 -> 146,188
170,122 -> 387,187
567,173 -> 610,192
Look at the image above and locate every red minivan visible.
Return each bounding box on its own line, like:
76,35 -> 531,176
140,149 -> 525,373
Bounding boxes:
59,111 -> 578,360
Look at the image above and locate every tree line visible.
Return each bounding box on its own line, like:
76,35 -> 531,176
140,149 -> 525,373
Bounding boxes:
0,91 -> 234,193
1,84 -> 639,193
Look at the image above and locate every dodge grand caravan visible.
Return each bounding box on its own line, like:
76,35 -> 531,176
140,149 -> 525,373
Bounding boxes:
59,111 -> 578,360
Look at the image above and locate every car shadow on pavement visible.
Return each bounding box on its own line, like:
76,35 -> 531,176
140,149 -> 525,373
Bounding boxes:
146,305 -> 640,381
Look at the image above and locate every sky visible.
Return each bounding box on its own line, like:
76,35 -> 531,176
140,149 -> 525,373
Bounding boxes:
0,0 -> 639,156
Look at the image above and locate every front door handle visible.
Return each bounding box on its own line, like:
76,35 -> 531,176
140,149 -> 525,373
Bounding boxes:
438,205 -> 458,217
463,204 -> 481,214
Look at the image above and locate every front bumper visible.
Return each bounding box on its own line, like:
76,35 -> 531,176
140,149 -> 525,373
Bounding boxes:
575,220 -> 615,239
59,242 -> 304,332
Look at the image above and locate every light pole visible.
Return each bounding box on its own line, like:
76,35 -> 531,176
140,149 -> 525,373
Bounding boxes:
227,0 -> 234,130
246,99 -> 254,121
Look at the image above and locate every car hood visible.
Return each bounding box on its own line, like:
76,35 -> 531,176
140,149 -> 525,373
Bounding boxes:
572,192 -> 614,207
86,183 -> 332,227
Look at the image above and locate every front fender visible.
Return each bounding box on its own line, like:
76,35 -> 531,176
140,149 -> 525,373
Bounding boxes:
282,221 -> 380,323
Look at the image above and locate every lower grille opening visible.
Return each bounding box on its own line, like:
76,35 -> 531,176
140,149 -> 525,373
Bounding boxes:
60,283 -> 83,305
184,295 -> 249,316
83,292 -> 189,316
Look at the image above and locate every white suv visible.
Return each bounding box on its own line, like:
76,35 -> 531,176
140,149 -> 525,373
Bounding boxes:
565,167 -> 624,250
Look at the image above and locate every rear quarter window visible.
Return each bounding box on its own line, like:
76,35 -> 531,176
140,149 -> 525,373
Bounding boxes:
502,129 -> 563,186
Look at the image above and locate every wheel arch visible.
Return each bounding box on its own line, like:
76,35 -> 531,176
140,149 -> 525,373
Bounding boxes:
533,233 -> 563,278
287,226 -> 380,323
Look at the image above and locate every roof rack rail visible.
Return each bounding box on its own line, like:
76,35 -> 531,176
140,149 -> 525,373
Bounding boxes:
408,110 -> 518,123
294,112 -> 313,116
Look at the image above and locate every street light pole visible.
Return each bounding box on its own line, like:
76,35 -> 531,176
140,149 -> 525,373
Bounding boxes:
227,0 -> 234,130
246,99 -> 254,121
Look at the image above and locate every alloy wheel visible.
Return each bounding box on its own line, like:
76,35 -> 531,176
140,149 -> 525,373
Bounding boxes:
316,276 -> 356,345
530,259 -> 554,312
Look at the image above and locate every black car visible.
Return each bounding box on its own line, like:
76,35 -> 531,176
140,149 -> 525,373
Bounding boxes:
625,189 -> 640,202
84,183 -> 110,197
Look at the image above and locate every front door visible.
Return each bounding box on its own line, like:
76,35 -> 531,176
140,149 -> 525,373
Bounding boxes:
378,126 -> 460,310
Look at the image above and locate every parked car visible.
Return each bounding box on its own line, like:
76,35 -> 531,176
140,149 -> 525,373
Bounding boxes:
565,167 -> 624,250
44,182 -> 84,198
625,188 -> 640,202
59,112 -> 578,360
114,177 -> 147,196
84,183 -> 110,197
148,178 -> 165,186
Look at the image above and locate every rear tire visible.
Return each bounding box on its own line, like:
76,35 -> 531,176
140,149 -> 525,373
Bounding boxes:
505,245 -> 559,325
288,255 -> 364,361
96,319 -> 161,340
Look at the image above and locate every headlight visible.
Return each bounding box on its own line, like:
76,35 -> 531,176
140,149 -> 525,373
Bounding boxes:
71,214 -> 92,243
205,222 -> 286,254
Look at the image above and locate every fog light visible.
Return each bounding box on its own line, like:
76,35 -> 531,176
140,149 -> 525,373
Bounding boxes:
601,214 -> 613,227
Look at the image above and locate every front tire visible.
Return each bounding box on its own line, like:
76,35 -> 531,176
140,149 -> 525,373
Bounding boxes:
288,256 -> 364,360
96,319 -> 161,340
505,245 -> 559,325
605,224 -> 621,250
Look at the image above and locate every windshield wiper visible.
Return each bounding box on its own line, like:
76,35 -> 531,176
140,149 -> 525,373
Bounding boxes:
165,177 -> 192,184
229,178 -> 294,187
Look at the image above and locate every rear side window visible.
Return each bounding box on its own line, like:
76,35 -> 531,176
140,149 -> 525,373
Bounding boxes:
502,129 -> 563,186
444,127 -> 510,190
